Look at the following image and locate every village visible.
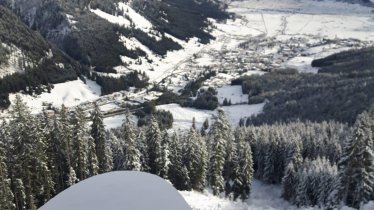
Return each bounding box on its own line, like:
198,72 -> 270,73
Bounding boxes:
67,33 -> 374,123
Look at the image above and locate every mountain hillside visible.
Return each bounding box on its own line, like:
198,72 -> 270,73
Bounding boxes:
0,0 -> 228,108
0,0 -> 227,72
0,5 -> 78,107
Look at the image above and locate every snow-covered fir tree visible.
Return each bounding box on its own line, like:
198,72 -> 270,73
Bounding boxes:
43,113 -> 73,194
108,130 -> 125,171
282,162 -> 297,202
223,128 -> 236,195
336,111 -> 374,209
136,129 -> 150,172
7,95 -> 54,209
159,131 -> 170,179
87,137 -> 99,176
0,138 -> 15,210
71,107 -> 89,182
281,139 -> 303,202
208,111 -> 228,195
168,132 -> 190,190
184,126 -> 208,191
263,131 -> 277,184
91,103 -> 110,173
146,116 -> 164,176
200,118 -> 210,136
59,105 -> 74,168
231,128 -> 254,200
13,179 -> 26,210
294,168 -> 310,207
122,112 -> 141,171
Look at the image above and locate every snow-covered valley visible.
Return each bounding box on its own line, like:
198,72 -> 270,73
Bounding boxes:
7,0 -> 374,128
2,0 -> 374,209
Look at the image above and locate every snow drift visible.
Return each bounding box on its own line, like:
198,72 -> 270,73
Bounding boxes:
39,171 -> 191,210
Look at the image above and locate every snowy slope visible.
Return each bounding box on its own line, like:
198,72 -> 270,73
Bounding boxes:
9,78 -> 101,114
217,85 -> 249,104
0,44 -> 29,78
40,171 -> 191,210
180,180 -> 297,210
180,190 -> 248,210
156,103 -> 264,130
91,2 -> 154,33
157,104 -> 215,130
181,179 -> 374,210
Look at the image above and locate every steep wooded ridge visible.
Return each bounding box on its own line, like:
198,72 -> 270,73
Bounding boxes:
0,5 -> 78,107
0,0 -> 228,107
0,0 -> 227,68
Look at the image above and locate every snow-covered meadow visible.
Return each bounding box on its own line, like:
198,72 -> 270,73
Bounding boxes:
180,180 -> 295,210
9,78 -> 101,114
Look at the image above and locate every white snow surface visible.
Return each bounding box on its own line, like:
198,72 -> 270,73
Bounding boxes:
181,179 -> 374,210
103,114 -> 126,130
9,79 -> 101,114
222,103 -> 265,126
217,85 -> 249,105
40,171 -> 191,210
284,56 -> 318,73
118,2 -> 153,31
180,190 -> 248,210
156,103 -> 264,130
361,201 -> 374,210
156,104 -> 214,131
90,2 -> 156,40
90,7 -> 131,27
180,180 -> 298,210
228,0 -> 374,40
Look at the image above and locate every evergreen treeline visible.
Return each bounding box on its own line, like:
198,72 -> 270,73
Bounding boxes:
155,70 -> 219,110
0,0 -> 224,74
0,98 -> 253,209
236,48 -> 374,125
92,71 -> 149,95
2,95 -> 374,209
131,0 -> 228,44
243,107 -> 374,209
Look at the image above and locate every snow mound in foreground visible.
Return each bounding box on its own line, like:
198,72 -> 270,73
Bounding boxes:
40,171 -> 191,210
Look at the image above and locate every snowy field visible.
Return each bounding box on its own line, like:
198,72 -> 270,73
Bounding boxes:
9,78 -> 101,114
217,85 -> 249,105
181,180 -> 374,210
209,0 -> 374,73
180,180 -> 295,210
228,0 -> 374,40
156,103 -> 264,131
156,104 -> 215,131
103,114 -> 126,130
